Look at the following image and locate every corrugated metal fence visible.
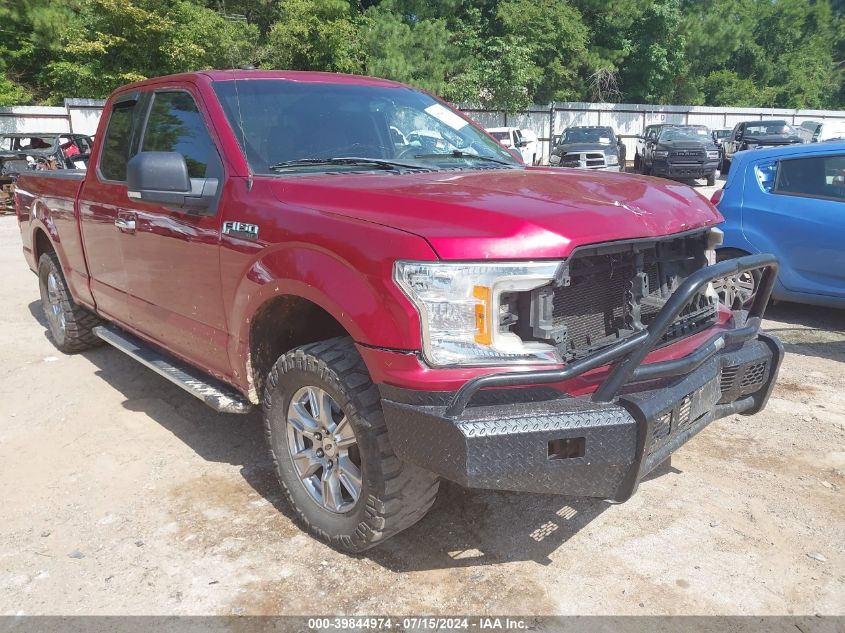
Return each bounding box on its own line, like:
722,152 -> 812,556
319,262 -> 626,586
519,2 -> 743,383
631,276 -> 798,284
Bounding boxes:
460,102 -> 845,164
3,98 -> 844,164
0,99 -> 104,136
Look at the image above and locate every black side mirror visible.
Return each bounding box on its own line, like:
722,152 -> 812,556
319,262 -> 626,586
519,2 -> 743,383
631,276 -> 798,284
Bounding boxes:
127,151 -> 217,211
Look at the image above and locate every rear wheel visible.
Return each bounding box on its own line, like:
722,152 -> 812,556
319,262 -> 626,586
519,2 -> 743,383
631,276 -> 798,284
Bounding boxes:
263,337 -> 439,552
38,252 -> 102,353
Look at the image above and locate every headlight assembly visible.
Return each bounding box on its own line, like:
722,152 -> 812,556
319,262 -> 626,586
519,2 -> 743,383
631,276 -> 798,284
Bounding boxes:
606,154 -> 619,166
706,150 -> 720,160
394,261 -> 563,367
653,150 -> 669,159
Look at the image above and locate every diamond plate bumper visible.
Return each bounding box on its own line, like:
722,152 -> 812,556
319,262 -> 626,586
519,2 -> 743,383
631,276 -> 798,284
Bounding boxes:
380,333 -> 782,501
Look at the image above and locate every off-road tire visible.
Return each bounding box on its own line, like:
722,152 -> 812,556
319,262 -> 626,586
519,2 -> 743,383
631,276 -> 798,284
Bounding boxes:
263,336 -> 439,552
633,153 -> 641,171
38,252 -> 102,353
706,171 -> 716,187
721,156 -> 731,174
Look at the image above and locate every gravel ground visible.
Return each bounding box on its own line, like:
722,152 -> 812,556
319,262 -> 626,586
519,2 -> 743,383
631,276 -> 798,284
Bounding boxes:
0,212 -> 843,617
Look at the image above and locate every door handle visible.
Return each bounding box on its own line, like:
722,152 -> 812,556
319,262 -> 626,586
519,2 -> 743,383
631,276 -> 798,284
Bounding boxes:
115,217 -> 136,232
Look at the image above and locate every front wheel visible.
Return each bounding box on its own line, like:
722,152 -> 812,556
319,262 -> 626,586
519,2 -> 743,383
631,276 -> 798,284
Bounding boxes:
263,337 -> 439,552
706,171 -> 716,187
721,156 -> 731,174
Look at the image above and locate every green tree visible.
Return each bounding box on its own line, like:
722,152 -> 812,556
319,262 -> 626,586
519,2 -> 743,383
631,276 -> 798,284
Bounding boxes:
361,0 -> 463,94
619,0 -> 687,103
41,0 -> 258,101
262,0 -> 363,73
496,0 -> 591,102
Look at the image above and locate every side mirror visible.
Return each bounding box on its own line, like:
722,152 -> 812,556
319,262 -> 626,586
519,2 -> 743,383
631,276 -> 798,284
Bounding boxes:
127,151 -> 217,211
518,140 -> 529,148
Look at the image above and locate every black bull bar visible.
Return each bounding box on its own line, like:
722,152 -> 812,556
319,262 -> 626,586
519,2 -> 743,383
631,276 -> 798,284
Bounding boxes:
444,253 -> 780,418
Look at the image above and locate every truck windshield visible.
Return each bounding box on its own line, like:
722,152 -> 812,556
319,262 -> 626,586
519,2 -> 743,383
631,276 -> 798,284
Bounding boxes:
659,128 -> 704,142
747,121 -> 794,136
562,128 -> 614,144
212,79 -> 519,173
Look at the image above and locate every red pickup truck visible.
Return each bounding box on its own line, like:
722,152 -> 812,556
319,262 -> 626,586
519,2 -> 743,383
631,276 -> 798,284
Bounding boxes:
15,70 -> 783,552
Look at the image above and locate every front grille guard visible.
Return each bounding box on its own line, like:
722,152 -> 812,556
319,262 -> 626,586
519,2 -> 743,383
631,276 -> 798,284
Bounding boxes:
444,254 -> 779,418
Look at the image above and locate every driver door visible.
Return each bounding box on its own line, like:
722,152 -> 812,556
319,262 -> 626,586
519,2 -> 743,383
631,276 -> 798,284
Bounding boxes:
116,86 -> 230,376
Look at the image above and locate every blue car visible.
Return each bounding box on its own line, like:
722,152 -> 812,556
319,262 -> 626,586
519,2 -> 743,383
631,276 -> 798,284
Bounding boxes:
713,142 -> 845,309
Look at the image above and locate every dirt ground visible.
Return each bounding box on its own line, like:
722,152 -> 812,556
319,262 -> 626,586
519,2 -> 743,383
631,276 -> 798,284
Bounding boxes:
0,213 -> 843,617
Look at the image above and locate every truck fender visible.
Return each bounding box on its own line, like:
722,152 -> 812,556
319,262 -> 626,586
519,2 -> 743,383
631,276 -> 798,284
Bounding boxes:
29,201 -> 63,269
228,244 -> 424,399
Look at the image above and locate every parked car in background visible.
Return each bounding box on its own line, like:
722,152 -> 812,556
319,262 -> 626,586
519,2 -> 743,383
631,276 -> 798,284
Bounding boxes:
712,142 -> 845,309
712,128 -> 731,149
519,129 -> 540,165
639,126 -> 720,185
796,120 -> 845,144
721,120 -> 803,173
634,124 -> 709,172
0,133 -> 93,211
549,126 -> 625,171
485,126 -> 532,163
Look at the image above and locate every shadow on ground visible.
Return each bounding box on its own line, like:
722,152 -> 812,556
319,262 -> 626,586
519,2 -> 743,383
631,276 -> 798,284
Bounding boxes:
28,300 -> 679,571
763,301 -> 845,363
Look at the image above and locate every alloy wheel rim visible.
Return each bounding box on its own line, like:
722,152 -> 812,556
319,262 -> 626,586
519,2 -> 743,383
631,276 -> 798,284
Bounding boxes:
45,270 -> 65,334
285,386 -> 362,513
715,271 -> 756,308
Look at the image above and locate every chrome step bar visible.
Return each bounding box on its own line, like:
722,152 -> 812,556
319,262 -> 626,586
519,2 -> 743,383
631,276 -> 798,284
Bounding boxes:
93,325 -> 253,414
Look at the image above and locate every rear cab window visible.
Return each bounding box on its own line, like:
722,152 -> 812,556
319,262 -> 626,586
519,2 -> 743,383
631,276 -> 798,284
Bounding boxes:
99,100 -> 139,182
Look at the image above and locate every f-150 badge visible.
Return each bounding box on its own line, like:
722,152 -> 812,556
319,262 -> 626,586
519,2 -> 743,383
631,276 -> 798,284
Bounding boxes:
222,221 -> 259,240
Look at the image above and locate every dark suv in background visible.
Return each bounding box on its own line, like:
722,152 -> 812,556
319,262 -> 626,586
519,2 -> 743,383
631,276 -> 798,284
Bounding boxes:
550,126 -> 626,171
639,126 -> 720,185
721,120 -> 803,173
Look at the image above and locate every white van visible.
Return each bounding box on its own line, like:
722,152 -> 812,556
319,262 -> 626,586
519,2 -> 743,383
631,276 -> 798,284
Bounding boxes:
797,120 -> 845,143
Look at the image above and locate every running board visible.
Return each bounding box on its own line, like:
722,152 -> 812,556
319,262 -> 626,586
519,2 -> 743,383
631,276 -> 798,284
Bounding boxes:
93,325 -> 253,414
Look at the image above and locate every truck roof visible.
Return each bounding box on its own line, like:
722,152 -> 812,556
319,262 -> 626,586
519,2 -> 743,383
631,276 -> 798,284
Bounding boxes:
116,69 -> 408,92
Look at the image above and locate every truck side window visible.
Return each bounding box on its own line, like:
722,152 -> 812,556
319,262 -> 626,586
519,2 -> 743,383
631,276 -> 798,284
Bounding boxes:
142,91 -> 217,178
100,103 -> 136,181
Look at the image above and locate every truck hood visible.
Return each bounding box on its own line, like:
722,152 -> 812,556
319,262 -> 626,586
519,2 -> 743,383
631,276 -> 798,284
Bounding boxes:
555,143 -> 617,154
744,134 -> 803,146
269,167 -> 721,260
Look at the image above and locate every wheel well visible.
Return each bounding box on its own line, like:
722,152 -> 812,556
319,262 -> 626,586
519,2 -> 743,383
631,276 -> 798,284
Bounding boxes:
33,228 -> 54,262
716,247 -> 750,260
248,295 -> 349,399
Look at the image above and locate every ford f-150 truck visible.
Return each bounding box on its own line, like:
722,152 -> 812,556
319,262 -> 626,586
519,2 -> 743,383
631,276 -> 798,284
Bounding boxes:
15,70 -> 783,552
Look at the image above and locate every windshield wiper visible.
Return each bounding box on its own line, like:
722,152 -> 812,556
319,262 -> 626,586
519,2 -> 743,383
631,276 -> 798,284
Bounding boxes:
412,150 -> 516,166
269,157 -> 427,171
